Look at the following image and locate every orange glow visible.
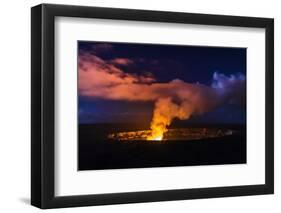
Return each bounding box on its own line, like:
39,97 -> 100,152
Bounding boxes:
108,128 -> 234,141
146,121 -> 166,141
154,136 -> 163,141
148,135 -> 163,141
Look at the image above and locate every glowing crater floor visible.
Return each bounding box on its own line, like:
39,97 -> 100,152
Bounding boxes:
108,128 -> 236,141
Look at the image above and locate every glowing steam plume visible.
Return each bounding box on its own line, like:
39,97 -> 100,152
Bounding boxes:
79,53 -> 246,141
147,98 -> 194,140
146,73 -> 246,140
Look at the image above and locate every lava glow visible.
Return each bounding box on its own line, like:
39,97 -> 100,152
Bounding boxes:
146,122 -> 166,141
108,128 -> 235,141
147,135 -> 163,141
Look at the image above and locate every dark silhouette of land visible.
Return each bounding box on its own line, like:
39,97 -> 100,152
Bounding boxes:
78,123 -> 246,170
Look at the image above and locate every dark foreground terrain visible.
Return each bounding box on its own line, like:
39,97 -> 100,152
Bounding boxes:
78,123 -> 246,170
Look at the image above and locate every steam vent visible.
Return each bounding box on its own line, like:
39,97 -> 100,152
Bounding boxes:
108,128 -> 235,141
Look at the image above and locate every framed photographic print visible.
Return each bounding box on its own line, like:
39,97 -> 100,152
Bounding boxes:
31,4 -> 274,209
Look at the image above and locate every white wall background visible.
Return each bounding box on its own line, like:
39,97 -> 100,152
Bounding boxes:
0,0 -> 279,212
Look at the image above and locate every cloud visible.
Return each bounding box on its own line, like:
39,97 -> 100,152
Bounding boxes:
79,54 -> 245,107
110,58 -> 134,66
79,53 -> 155,96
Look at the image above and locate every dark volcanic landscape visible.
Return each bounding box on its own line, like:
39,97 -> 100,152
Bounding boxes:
78,123 -> 246,171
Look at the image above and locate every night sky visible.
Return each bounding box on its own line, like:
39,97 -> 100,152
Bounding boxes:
78,41 -> 246,124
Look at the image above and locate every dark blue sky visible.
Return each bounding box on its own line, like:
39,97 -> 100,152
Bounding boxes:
79,41 -> 246,124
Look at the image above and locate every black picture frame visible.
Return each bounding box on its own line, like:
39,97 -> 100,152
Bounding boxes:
31,3 -> 274,209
